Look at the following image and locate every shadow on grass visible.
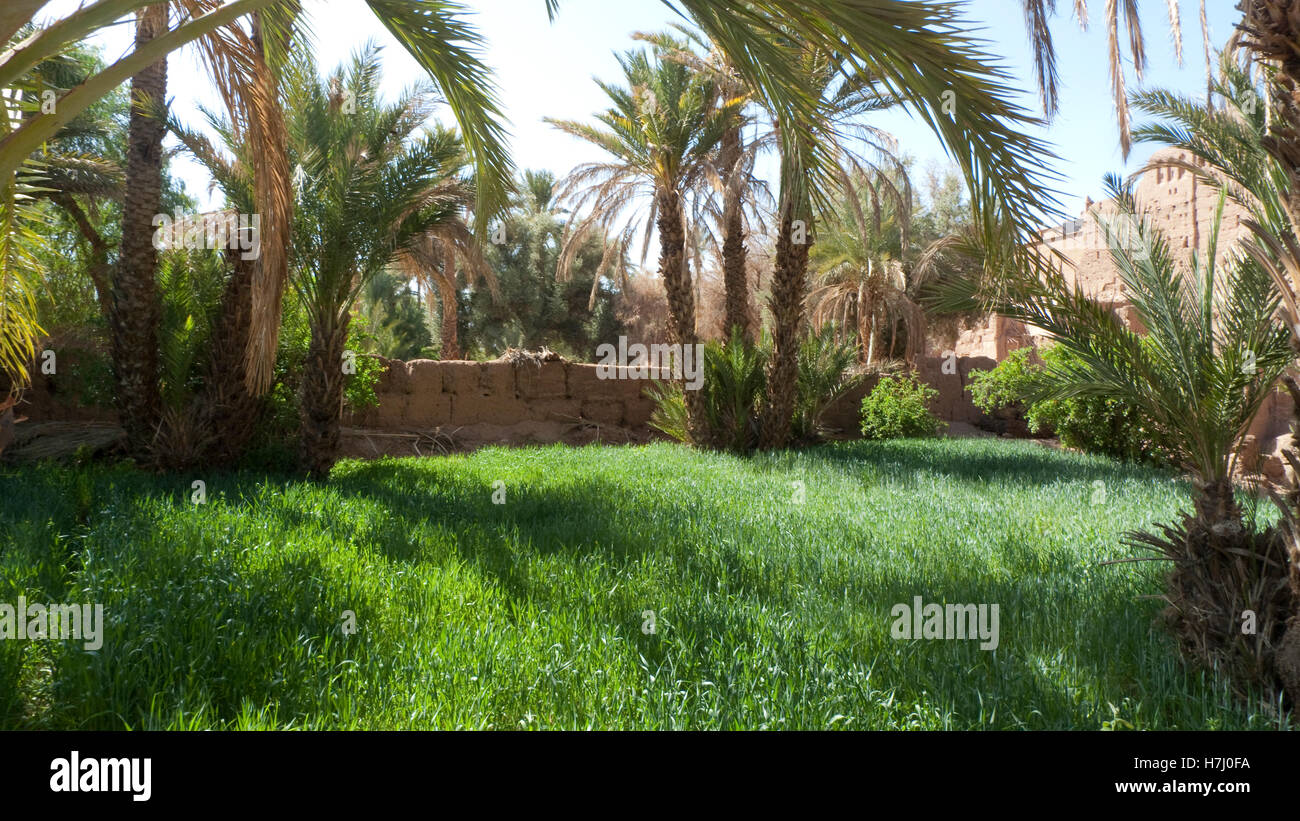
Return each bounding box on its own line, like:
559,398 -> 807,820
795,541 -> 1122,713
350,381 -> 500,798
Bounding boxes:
0,440 -> 1242,729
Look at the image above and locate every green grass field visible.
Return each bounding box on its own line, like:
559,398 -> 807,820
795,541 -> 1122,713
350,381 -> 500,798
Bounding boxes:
0,438 -> 1286,729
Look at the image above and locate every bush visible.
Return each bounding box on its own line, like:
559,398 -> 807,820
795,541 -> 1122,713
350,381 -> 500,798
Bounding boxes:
966,345 -> 1172,464
968,347 -> 1038,416
860,372 -> 945,439
650,326 -> 861,451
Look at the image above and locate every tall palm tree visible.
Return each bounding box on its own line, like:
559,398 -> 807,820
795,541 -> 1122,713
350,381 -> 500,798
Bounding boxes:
757,42 -> 908,448
635,27 -> 761,342
285,45 -> 473,476
549,43 -> 738,433
111,2 -> 169,457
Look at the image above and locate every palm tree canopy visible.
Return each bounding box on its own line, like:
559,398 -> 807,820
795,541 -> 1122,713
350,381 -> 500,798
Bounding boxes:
548,40 -> 740,282
284,43 -> 474,325
990,176 -> 1291,483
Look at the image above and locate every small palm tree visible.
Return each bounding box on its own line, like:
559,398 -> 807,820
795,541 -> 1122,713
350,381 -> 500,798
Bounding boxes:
1131,51 -> 1300,702
286,44 -> 475,476
809,166 -> 927,366
993,177 -> 1296,704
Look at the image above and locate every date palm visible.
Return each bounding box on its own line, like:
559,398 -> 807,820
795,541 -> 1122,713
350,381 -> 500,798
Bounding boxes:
635,27 -> 762,342
1131,51 -> 1300,704
758,41 -> 911,447
810,167 -> 922,366
991,176 -> 1296,705
1,0 -> 514,420
549,43 -> 738,435
396,207 -> 495,362
286,45 -> 473,476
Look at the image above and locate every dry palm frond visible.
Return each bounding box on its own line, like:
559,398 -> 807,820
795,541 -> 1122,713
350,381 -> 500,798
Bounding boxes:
175,0 -> 295,397
1,420 -> 124,463
497,347 -> 567,366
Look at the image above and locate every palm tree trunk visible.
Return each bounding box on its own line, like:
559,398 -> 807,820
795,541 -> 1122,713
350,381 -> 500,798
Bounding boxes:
194,250 -> 260,466
435,268 -> 461,360
1192,477 -> 1242,528
299,311 -> 350,478
759,204 -> 811,449
720,124 -> 748,342
865,309 -> 877,367
656,188 -> 696,347
110,3 -> 168,459
656,186 -> 705,438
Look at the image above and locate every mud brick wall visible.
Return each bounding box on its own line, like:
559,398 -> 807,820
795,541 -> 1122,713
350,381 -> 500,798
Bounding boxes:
351,359 -> 665,431
353,355 -> 986,439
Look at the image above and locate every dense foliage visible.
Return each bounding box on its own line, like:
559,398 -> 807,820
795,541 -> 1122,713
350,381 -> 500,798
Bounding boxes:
859,372 -> 944,440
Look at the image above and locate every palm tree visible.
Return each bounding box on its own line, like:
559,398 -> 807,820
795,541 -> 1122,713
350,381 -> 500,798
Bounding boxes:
991,176 -> 1296,704
635,27 -> 762,342
757,42 -> 909,448
111,3 -> 169,457
285,45 -> 474,476
549,43 -> 738,433
1130,51 -> 1300,702
396,207 -> 495,362
809,168 -> 921,366
1,0 -> 515,416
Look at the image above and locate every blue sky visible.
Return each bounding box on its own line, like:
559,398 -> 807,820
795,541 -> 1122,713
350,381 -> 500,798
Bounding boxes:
42,0 -> 1243,220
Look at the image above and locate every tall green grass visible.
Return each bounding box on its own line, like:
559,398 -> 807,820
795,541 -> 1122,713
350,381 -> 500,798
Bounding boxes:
0,438 -> 1286,729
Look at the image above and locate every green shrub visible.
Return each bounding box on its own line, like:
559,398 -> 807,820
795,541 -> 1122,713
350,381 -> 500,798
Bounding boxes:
649,326 -> 862,451
968,347 -> 1038,415
649,329 -> 767,452
966,345 -> 1172,464
859,372 -> 945,439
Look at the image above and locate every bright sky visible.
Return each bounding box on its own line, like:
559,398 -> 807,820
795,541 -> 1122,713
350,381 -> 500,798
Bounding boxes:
38,0 -> 1242,222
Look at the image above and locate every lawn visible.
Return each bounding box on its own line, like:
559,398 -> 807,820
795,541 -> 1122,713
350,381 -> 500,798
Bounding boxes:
0,438 -> 1284,730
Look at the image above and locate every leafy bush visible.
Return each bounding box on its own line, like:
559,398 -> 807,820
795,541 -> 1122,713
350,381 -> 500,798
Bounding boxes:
860,372 -> 945,439
967,345 -> 1172,464
793,324 -> 862,441
968,347 -> 1038,416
